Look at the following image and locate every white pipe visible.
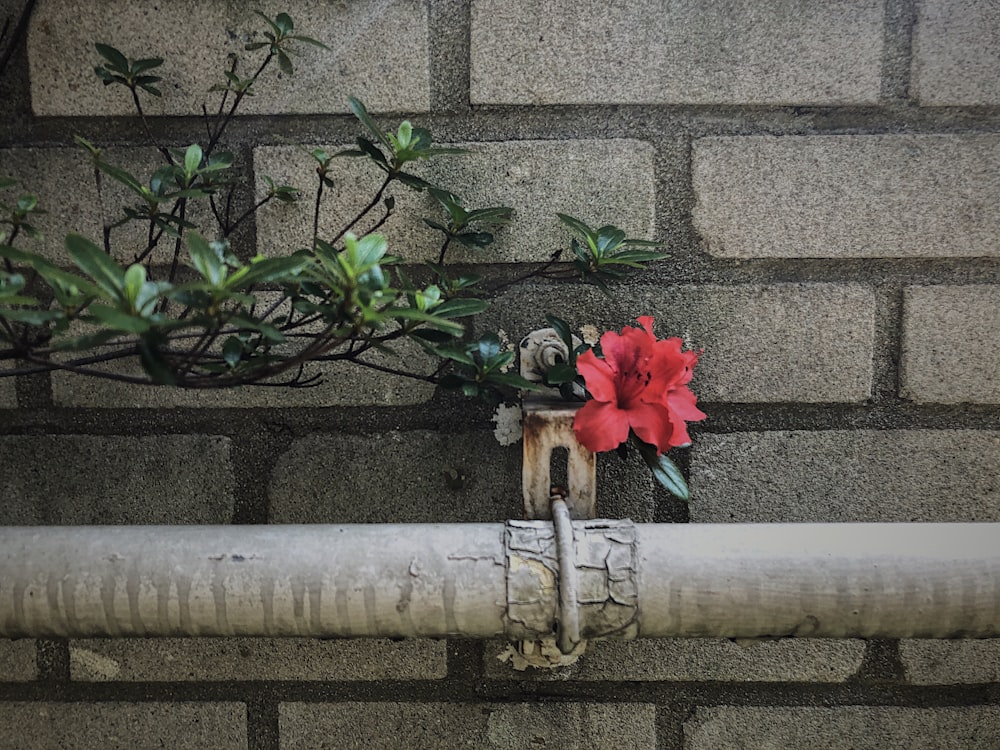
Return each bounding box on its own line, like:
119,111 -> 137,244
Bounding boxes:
1,523 -> 998,640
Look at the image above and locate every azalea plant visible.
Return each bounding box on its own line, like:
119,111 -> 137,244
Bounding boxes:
543,315 -> 705,500
0,10 -> 702,499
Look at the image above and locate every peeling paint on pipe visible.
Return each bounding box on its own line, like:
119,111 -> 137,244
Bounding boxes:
1,523 -> 998,640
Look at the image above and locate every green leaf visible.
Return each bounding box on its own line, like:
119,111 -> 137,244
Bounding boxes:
595,225 -> 626,255
432,297 -> 488,319
454,232 -> 494,248
636,441 -> 690,501
65,233 -> 124,300
544,362 -> 577,385
395,172 -> 432,191
222,336 -> 243,368
87,303 -> 151,333
138,336 -> 176,385
95,43 -> 129,73
276,50 -> 293,75
355,137 -> 389,169
556,213 -> 596,241
16,194 -> 37,213
485,371 -> 543,391
274,12 -> 294,35
96,160 -> 145,197
123,263 -> 146,304
348,97 -> 392,150
0,308 -> 63,325
287,34 -> 329,50
186,233 -> 226,287
477,334 -> 501,361
183,144 -> 203,178
389,307 -> 463,335
132,57 -> 164,74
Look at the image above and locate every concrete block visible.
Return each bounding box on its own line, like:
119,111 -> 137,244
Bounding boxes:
693,135 -> 1000,258
0,146 -> 218,263
280,702 -> 656,749
912,0 -> 1000,105
487,283 -> 875,403
0,377 -> 15,407
900,640 -> 1000,684
902,285 -> 1000,404
270,430 -> 522,523
0,703 -> 246,749
684,706 -> 1000,749
0,147 -> 105,262
69,637 -> 446,681
28,0 -> 429,116
51,335 -> 436,407
630,284 -> 874,403
470,0 -> 883,105
690,430 -> 1000,522
486,638 -> 865,682
269,427 -> 654,524
0,435 -> 234,524
253,139 -> 655,264
0,639 -> 36,681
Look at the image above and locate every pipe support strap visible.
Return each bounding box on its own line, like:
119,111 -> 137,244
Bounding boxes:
504,518 -> 639,644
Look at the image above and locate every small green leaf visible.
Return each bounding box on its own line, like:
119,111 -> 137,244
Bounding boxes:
348,97 -> 392,149
65,233 -> 124,300
274,12 -> 294,35
636,440 -> 690,501
132,57 -> 164,74
544,362 -> 577,385
184,144 -> 203,178
0,308 -> 63,325
95,43 -> 129,73
432,298 -> 488,319
222,336 -> 243,368
87,303 -> 151,333
276,50 -> 293,75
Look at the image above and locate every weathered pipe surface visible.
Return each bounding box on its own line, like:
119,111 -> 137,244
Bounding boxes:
0,524 -> 509,639
1,523 -> 998,640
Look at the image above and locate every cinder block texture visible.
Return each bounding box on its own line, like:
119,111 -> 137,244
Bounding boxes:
0,146 -> 216,263
0,639 -> 37,681
269,429 -> 654,523
51,336 -> 436,408
470,0 -> 883,105
254,140 -> 655,264
690,430 -> 1000,522
683,706 -> 1000,749
486,638 -> 864,682
693,135 -> 1000,258
28,0 -> 429,116
0,148 -> 106,262
900,640 -> 1000,684
0,703 -> 245,749
0,435 -> 234,524
912,0 -> 1000,105
901,286 -> 1000,404
629,284 -> 875,402
487,283 -> 875,403
270,430 -> 521,523
0,377 -> 15,407
280,702 -> 656,749
69,637 -> 446,681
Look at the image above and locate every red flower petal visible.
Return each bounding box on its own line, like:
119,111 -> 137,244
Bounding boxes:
626,400 -> 677,455
575,348 -> 618,403
572,400 -> 631,453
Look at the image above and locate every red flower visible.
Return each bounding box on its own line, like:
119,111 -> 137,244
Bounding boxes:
572,316 -> 705,455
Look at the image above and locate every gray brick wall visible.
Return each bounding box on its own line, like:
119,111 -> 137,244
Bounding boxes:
2,0 -> 998,748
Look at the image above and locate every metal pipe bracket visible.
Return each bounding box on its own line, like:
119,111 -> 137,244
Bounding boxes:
504,517 -> 640,648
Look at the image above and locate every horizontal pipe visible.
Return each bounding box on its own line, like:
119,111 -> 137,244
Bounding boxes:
0,523 -> 998,640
